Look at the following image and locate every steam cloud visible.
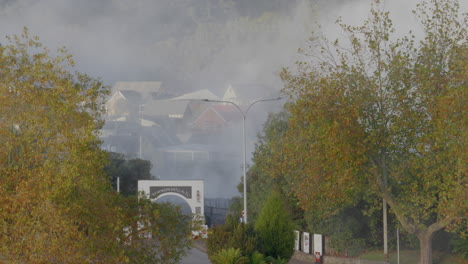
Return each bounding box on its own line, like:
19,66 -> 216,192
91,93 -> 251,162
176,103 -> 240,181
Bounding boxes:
2,0 -> 464,199
1,0 -> 452,90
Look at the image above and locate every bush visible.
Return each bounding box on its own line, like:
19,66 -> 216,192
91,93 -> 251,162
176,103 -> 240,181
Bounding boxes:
206,215 -> 258,262
452,236 -> 468,260
250,251 -> 267,264
255,190 -> 295,260
211,248 -> 249,264
264,256 -> 289,264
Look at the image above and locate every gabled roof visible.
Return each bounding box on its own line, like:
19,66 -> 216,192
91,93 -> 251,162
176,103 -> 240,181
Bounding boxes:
139,118 -> 160,127
169,89 -> 219,101
221,83 -> 276,106
222,84 -> 239,104
142,100 -> 189,118
118,90 -> 143,104
192,106 -> 226,125
190,103 -> 241,124
113,81 -> 163,94
211,105 -> 242,122
112,81 -> 167,100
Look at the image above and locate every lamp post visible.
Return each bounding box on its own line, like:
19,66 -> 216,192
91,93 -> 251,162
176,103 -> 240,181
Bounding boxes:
202,97 -> 282,223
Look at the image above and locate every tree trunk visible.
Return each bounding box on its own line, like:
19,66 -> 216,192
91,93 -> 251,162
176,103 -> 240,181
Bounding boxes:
417,230 -> 434,264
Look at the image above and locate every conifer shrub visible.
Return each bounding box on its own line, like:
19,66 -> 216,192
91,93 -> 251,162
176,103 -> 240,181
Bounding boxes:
255,190 -> 295,260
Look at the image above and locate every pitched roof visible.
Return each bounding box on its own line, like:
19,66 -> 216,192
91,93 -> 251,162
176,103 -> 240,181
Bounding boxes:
118,90 -> 143,104
169,89 -> 219,101
192,106 -> 227,125
142,100 -> 189,118
114,81 -> 162,92
113,81 -> 165,99
221,83 -> 276,106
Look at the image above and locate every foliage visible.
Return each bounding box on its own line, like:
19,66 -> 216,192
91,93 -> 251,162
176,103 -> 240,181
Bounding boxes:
0,28 -> 126,263
255,190 -> 295,260
250,251 -> 267,264
207,215 -> 258,262
0,29 -> 192,263
211,248 -> 249,264
304,205 -> 368,256
104,151 -> 153,196
277,0 -> 467,263
264,256 -> 289,264
119,195 -> 192,264
452,236 -> 468,260
244,112 -> 304,226
229,195 -> 243,219
207,221 -> 232,260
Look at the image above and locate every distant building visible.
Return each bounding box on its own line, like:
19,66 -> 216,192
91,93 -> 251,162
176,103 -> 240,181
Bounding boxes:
105,81 -> 169,119
100,82 -> 277,198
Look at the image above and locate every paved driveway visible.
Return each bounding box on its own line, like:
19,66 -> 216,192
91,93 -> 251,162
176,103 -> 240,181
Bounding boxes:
180,247 -> 211,264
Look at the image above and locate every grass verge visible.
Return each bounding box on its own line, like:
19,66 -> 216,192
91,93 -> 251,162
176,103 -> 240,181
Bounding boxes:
360,250 -> 467,264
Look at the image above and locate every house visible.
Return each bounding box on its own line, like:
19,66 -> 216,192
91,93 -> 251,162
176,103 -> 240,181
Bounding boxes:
168,89 -> 219,101
221,83 -> 276,107
105,90 -> 143,118
105,81 -> 169,118
113,81 -> 167,99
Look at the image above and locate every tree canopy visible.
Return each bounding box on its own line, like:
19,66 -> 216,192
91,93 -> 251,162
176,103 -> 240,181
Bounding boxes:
105,152 -> 153,196
0,28 -> 121,263
274,0 -> 467,263
0,28 -> 192,263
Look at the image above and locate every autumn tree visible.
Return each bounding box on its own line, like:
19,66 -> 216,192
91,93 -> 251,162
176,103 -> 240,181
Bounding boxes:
245,112 -> 286,219
0,29 -> 193,263
249,113 -> 390,255
0,28 -> 130,263
276,1 -> 467,263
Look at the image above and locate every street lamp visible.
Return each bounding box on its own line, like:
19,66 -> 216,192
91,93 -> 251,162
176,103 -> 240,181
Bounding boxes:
202,97 -> 283,223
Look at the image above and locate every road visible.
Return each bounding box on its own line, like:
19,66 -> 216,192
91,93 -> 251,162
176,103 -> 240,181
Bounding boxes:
180,247 -> 211,264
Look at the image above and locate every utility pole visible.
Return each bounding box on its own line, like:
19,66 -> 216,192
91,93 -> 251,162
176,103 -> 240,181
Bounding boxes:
202,97 -> 283,223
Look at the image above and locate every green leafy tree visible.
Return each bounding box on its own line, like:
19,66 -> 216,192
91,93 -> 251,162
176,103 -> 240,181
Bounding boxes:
244,112 -> 303,223
255,190 -> 295,260
105,152 -> 153,196
243,111 -> 307,253
277,0 -> 467,263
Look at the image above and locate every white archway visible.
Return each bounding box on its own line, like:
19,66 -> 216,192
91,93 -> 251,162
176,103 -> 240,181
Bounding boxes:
138,180 -> 204,217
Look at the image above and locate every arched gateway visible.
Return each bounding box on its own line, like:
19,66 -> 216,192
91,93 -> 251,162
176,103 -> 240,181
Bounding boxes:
138,180 -> 204,217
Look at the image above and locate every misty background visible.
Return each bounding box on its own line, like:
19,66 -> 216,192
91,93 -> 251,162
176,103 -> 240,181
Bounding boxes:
0,0 -> 433,91
1,0 -> 456,201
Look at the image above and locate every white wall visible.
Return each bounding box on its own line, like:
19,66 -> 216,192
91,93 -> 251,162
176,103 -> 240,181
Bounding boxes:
138,180 -> 204,216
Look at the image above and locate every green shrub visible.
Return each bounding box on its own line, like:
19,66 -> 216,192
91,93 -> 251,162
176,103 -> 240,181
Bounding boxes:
255,190 -> 295,260
264,256 -> 288,264
250,251 -> 266,264
206,215 -> 259,262
452,236 -> 468,260
207,225 -> 232,261
211,248 -> 248,264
